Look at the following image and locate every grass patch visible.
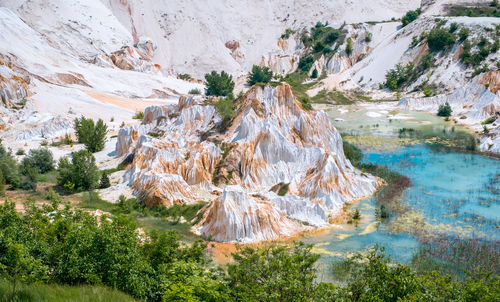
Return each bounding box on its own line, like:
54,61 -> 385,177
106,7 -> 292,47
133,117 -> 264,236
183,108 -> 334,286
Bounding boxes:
446,4 -> 500,17
0,279 -> 137,302
78,191 -> 116,212
277,182 -> 290,196
35,170 -> 58,183
283,72 -> 317,100
411,236 -> 500,280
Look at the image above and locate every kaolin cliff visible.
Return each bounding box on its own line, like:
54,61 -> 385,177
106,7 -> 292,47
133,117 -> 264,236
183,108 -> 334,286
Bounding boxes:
116,84 -> 381,242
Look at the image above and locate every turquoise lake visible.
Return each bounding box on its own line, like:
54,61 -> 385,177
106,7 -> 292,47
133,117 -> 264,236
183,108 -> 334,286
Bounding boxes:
303,105 -> 500,280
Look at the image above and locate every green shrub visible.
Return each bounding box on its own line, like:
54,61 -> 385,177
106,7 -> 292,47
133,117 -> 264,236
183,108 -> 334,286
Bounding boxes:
227,242 -> 320,301
0,170 -> 5,196
345,38 -> 353,56
325,30 -> 340,44
482,117 -> 495,124
364,31 -> 372,43
21,148 -> 54,175
427,27 -> 455,52
0,144 -> 20,188
449,22 -> 459,33
178,73 -> 191,80
298,56 -> 314,72
247,65 -> 273,86
401,8 -> 422,27
214,95 -> 235,131
132,111 -> 144,120
57,149 -> 100,192
352,208 -> 361,220
384,63 -> 414,91
311,68 -> 318,79
16,149 -> 25,156
204,70 -> 234,97
281,28 -> 295,39
437,102 -> 452,117
99,173 -> 111,189
458,27 -> 470,41
188,88 -> 201,94
74,117 -> 108,153
313,41 -> 325,53
423,88 -> 433,97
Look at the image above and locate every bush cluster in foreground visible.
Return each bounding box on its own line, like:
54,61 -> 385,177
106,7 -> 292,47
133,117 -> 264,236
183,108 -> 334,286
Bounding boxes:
0,199 -> 498,302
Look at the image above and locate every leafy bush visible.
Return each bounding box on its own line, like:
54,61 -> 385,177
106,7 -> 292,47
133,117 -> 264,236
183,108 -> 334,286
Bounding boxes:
313,41 -> 325,53
482,117 -> 496,124
423,88 -> 433,97
188,88 -> 201,94
213,95 -> 235,131
15,149 -> 25,156
401,8 -> 422,27
325,30 -> 340,44
227,242 -> 320,301
281,28 -> 295,39
132,111 -> 144,120
458,27 -> 470,41
352,208 -> 361,220
177,73 -> 191,80
99,173 -> 111,189
298,56 -> 314,72
384,63 -> 414,91
449,22 -> 459,33
311,68 -> 318,79
74,116 -> 108,153
0,144 -> 20,188
204,70 -> 234,97
21,148 -> 54,175
437,102 -> 452,117
345,38 -> 353,55
57,149 -> 100,192
364,31 -> 372,43
427,27 -> 456,52
247,65 -> 273,86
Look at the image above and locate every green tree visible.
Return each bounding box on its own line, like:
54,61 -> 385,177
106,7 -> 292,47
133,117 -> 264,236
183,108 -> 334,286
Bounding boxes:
0,170 -> 5,197
74,117 -> 108,153
340,247 -> 424,301
247,65 -> 273,86
21,148 -> 54,175
401,8 -> 422,27
205,71 -> 234,97
0,144 -> 20,188
427,27 -> 455,52
227,242 -> 320,301
99,173 -> 111,189
311,69 -> 318,79
384,63 -> 414,91
437,102 -> 452,117
57,150 -> 99,192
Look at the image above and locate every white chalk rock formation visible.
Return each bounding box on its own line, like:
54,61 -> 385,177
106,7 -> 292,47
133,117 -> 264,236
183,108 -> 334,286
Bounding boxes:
117,84 -> 381,242
194,185 -> 304,243
399,71 -> 500,153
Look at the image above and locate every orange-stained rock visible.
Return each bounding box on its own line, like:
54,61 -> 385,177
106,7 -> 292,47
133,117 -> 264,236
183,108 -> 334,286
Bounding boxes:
117,84 -> 381,242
